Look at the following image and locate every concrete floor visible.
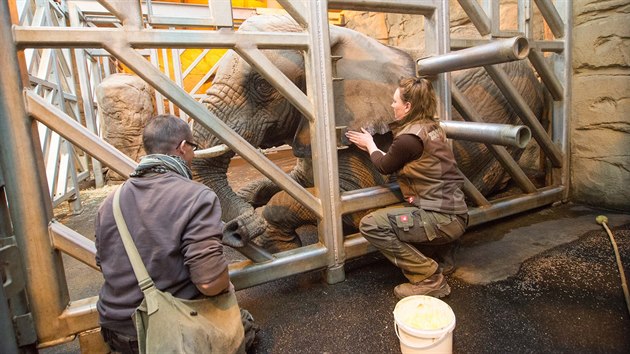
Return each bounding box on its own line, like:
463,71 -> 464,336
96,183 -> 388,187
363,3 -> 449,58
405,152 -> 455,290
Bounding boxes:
40,153 -> 630,353
234,202 -> 630,353
42,200 -> 630,353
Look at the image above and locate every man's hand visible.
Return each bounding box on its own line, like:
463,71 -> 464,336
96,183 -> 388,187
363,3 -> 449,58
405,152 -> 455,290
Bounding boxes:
195,268 -> 231,296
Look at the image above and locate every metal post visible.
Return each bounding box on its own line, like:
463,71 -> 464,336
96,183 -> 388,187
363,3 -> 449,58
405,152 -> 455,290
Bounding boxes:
0,165 -> 20,354
0,0 -> 70,344
487,0 -> 500,36
528,48 -> 564,101
533,0 -> 565,38
552,1 -> 571,198
150,48 -> 166,115
457,0 -> 491,36
68,3 -> 105,188
305,0 -> 345,284
423,1 -> 451,122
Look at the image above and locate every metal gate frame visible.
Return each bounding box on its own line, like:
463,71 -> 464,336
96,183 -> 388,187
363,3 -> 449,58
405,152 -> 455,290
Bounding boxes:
0,0 -> 570,350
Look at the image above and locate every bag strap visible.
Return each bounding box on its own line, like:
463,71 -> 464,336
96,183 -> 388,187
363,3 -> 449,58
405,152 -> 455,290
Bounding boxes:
112,185 -> 155,291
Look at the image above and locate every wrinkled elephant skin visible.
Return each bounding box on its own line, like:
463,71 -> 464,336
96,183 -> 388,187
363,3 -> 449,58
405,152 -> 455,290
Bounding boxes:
191,14 -> 543,253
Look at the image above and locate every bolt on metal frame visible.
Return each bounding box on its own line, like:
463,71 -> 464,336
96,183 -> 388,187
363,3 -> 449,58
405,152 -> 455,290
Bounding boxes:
0,0 -> 570,351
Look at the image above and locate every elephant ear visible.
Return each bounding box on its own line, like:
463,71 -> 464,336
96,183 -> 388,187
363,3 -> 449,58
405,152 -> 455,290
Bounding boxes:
329,25 -> 416,135
291,23 -> 416,157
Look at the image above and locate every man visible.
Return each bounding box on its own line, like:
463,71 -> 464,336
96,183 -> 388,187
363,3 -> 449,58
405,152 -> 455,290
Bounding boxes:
95,114 -> 256,353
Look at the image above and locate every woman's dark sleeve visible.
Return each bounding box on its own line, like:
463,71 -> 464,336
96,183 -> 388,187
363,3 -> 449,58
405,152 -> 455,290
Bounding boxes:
370,134 -> 424,174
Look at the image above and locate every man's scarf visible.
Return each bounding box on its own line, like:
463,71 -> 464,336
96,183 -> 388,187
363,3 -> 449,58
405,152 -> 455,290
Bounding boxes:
130,154 -> 192,180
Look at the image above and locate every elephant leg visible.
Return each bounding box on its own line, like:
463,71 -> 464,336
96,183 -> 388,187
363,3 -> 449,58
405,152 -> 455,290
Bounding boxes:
337,149 -> 390,229
252,188 -> 317,253
237,157 -> 314,208
253,150 -> 390,253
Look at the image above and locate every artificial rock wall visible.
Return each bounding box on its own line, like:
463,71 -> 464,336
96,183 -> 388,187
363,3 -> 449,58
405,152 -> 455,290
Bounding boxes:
95,73 -> 155,182
342,1 -> 630,211
571,1 -> 630,211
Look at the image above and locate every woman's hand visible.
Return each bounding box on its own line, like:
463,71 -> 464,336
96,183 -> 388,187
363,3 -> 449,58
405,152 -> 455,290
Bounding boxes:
345,128 -> 379,154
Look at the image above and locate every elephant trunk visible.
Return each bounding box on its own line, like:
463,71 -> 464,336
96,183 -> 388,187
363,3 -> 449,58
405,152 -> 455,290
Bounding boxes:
192,100 -> 268,245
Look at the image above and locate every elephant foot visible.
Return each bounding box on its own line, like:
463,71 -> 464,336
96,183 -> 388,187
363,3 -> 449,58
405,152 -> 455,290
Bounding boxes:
251,231 -> 302,253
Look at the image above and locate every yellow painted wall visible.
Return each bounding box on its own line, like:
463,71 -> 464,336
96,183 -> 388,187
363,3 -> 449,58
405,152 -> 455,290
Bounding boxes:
149,0 -> 268,105
158,0 -> 267,7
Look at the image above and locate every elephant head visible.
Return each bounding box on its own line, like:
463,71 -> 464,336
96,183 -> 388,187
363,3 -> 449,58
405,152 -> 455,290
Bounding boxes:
192,14 -> 416,240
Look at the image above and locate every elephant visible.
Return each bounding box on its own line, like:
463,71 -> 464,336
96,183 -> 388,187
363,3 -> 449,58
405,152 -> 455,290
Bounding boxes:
191,14 -> 543,253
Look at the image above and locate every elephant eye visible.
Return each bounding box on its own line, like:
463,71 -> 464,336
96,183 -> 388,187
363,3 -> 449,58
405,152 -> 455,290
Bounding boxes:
248,74 -> 277,102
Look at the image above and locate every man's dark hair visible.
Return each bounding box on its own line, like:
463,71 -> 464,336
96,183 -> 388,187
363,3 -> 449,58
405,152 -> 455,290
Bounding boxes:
143,114 -> 192,154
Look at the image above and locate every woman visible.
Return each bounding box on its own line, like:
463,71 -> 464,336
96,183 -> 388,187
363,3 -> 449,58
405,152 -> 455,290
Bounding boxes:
345,77 -> 468,299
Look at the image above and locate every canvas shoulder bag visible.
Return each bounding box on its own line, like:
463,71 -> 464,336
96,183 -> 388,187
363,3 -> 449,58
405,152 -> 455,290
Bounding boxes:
112,186 -> 245,354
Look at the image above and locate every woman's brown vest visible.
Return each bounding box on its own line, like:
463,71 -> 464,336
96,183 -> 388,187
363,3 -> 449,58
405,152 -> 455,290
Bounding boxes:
395,123 -> 468,214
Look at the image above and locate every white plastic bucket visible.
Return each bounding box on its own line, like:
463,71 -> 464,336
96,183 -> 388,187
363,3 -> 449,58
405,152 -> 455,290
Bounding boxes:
393,295 -> 456,354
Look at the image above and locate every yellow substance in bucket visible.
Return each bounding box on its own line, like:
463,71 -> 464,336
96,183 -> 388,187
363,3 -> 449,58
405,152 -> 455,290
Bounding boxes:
394,296 -> 456,354
400,303 -> 452,330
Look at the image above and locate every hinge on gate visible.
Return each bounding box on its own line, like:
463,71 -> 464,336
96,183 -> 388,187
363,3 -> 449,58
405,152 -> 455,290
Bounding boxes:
14,313 -> 37,346
336,126 -> 349,150
1,242 -> 25,298
331,55 -> 343,82
1,239 -> 37,346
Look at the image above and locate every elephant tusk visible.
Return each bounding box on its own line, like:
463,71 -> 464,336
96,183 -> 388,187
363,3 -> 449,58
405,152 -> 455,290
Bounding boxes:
194,144 -> 231,159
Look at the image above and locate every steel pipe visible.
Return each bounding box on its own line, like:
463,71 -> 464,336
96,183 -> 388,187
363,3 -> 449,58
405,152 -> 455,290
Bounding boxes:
328,0 -> 436,16
26,91 -> 137,178
440,121 -> 531,148
230,244 -> 329,289
68,3 -> 105,187
533,0 -> 565,38
0,0 -> 68,343
528,48 -> 564,101
343,233 -> 377,260
227,244 -> 275,264
417,36 -> 529,76
467,186 -> 564,227
341,186 -> 565,260
456,0 -> 491,36
229,186 -> 565,290
484,65 -> 563,167
49,221 -> 99,271
14,27 -> 309,50
222,220 -> 275,263
305,0 -> 347,284
276,0 -> 307,28
95,0 -> 142,29
451,38 -> 564,53
56,297 -> 99,342
462,177 -> 491,207
235,45 -> 314,122
452,85 -> 537,193
341,175 -> 491,215
341,182 -> 401,215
